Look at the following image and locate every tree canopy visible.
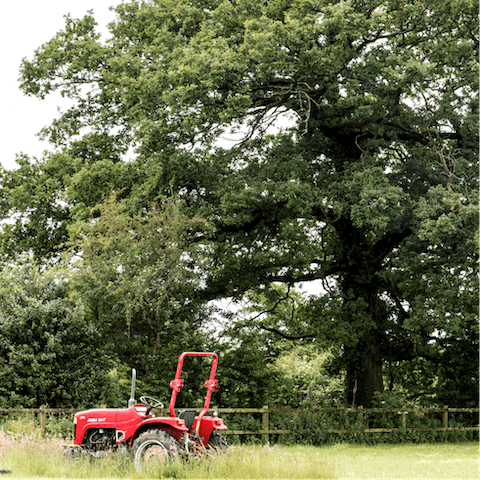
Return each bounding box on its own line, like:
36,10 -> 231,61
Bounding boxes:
0,0 -> 477,408
0,261 -> 117,407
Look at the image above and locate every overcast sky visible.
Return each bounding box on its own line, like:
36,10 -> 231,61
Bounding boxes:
1,1 -> 117,170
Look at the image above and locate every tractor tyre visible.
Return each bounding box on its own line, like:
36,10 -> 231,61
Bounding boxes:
207,431 -> 228,452
131,429 -> 181,472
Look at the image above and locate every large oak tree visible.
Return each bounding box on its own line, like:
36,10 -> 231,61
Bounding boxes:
0,0 -> 477,406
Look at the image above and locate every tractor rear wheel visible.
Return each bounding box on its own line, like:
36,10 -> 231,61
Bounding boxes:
131,430 -> 181,471
207,431 -> 227,452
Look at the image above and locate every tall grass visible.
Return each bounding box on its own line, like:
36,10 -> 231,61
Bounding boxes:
0,428 -> 134,479
148,444 -> 336,479
0,425 -> 476,478
0,427 -> 334,479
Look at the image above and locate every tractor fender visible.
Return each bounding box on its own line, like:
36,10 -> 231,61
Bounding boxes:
212,417 -> 227,431
130,418 -> 188,446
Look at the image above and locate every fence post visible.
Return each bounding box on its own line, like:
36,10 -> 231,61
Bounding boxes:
262,405 -> 269,445
401,407 -> 407,429
358,406 -> 364,439
443,406 -> 449,430
39,405 -> 47,436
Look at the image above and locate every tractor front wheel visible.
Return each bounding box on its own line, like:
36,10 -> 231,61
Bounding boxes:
131,430 -> 181,472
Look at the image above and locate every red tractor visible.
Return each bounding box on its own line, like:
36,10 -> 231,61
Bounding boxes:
68,352 -> 227,469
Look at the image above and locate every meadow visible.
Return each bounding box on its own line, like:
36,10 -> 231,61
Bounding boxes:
0,422 -> 477,479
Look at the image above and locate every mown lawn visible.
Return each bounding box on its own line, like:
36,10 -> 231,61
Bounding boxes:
315,442 -> 479,479
0,429 -> 477,479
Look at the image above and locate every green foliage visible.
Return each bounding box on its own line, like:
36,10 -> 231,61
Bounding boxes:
274,345 -> 345,408
0,0 -> 476,410
0,411 -> 73,439
0,260 -> 118,408
71,194 -> 214,401
217,342 -> 280,409
0,155 -> 71,261
436,335 -> 479,408
213,286 -> 347,413
214,286 -> 340,409
289,408 -> 478,446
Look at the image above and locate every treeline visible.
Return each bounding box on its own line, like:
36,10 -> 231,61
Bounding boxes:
0,0 -> 478,411
0,258 -> 476,411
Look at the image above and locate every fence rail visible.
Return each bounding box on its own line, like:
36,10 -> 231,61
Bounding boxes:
215,405 -> 479,444
0,405 -> 477,444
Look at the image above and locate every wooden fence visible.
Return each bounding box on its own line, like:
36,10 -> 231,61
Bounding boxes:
0,407 -> 77,435
215,406 -> 479,444
0,406 -> 477,444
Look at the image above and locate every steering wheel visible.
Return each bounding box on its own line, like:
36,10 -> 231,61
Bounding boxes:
139,395 -> 165,415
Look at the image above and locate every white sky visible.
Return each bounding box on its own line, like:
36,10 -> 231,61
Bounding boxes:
1,1 -> 117,170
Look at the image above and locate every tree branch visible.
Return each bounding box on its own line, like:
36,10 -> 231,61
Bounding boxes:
259,323 -> 316,340
243,286 -> 317,340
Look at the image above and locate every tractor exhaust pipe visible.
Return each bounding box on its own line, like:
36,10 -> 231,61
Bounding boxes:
128,368 -> 137,407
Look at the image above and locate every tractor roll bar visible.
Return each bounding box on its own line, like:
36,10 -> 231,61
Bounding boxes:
169,352 -> 219,424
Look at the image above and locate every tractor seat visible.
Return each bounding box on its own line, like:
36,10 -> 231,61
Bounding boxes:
178,409 -> 196,430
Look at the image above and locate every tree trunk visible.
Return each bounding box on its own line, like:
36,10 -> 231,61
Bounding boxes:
345,342 -> 384,408
336,221 -> 387,408
340,281 -> 386,408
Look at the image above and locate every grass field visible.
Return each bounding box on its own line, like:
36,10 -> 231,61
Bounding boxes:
317,442 -> 479,479
0,429 -> 477,478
